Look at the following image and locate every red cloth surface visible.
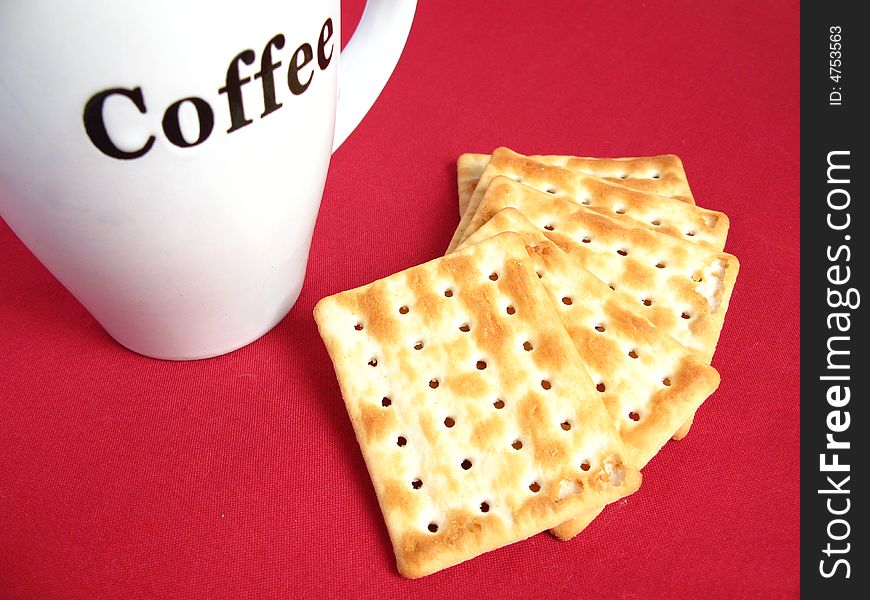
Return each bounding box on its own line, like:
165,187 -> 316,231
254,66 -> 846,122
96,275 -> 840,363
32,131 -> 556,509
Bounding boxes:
0,1 -> 799,597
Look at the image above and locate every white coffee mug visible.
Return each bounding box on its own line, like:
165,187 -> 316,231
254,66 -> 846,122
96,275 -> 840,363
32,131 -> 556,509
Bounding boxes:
0,1 -> 416,360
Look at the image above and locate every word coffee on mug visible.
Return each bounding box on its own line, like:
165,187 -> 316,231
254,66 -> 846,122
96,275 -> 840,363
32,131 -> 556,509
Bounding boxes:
84,19 -> 336,159
0,1 -> 416,360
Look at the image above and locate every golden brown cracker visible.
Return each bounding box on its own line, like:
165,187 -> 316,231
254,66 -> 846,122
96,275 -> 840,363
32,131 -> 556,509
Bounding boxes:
455,210 -> 721,540
461,178 -> 739,365
450,148 -> 726,253
457,151 -> 695,216
314,233 -> 641,578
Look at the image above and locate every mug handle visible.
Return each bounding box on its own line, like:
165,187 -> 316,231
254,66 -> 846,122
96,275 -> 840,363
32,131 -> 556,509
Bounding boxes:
332,0 -> 417,151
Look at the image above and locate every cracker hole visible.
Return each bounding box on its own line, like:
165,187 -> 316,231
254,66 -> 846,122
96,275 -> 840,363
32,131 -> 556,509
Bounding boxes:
444,416 -> 455,428
581,198 -> 591,206
614,207 -> 626,215
512,175 -> 523,183
493,399 -> 505,409
489,272 -> 499,281
596,382 -> 606,393
354,323 -> 363,331
629,411 -> 640,422
529,482 -> 541,493
687,231 -> 696,237
541,380 -> 552,390
581,237 -> 591,244
368,358 -> 378,367
512,440 -> 523,450
476,360 -> 487,370
642,298 -> 653,307
397,436 -> 407,446
412,479 -> 423,489
681,312 -> 691,320
444,289 -> 454,297
560,421 -> 572,431
414,341 -> 424,350
617,249 -> 628,257
429,379 -> 440,389
523,341 -> 534,352
480,502 -> 490,513
618,173 -> 628,179
399,305 -> 409,315
628,349 -> 639,359
428,522 -> 439,533
651,219 -> 661,226
381,397 -> 391,407
594,324 -> 606,333
662,377 -> 672,387
536,271 -> 544,279
580,462 -> 591,471
459,323 -> 471,332
544,224 -> 555,231
546,187 -> 558,194
656,262 -> 666,269
609,284 -> 616,291
506,305 -> 516,315
461,459 -> 472,470
651,172 -> 661,179
562,297 -> 573,305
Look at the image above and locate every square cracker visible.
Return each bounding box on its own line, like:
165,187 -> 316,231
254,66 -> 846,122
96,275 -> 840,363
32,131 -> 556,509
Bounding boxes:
448,148 -> 728,253
461,177 -> 740,365
314,233 -> 641,578
458,151 -> 695,216
456,209 -> 721,539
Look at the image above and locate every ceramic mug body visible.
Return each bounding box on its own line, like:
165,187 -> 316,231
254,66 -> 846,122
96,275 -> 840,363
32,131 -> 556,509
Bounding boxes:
0,1 -> 414,359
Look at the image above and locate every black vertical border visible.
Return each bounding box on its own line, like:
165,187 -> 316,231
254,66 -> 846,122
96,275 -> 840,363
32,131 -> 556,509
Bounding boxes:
801,2 -> 867,596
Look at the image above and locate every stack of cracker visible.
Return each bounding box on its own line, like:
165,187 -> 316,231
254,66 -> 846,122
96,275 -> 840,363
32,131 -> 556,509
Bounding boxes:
314,147 -> 739,578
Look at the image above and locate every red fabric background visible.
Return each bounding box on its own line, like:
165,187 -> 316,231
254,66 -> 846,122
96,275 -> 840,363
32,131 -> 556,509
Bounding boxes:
0,1 -> 800,597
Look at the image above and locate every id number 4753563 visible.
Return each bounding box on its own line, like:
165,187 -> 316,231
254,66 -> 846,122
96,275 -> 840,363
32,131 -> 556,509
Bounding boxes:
829,26 -> 843,84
